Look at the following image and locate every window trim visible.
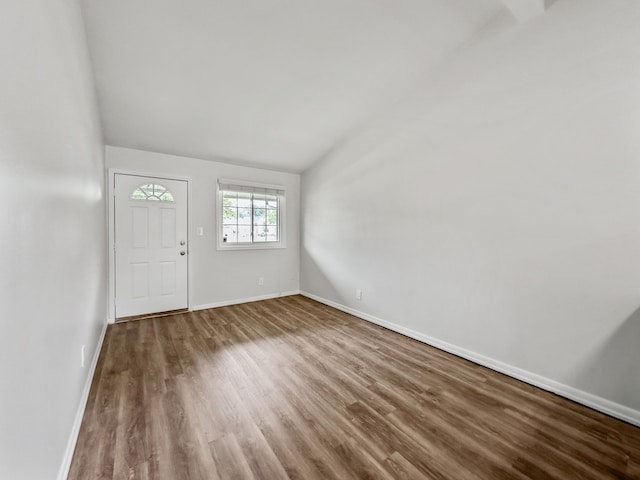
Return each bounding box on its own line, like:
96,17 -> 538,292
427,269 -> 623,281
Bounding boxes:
216,179 -> 287,251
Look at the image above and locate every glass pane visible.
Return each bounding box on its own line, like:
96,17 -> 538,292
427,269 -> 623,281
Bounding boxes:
222,192 -> 238,207
266,209 -> 278,225
131,188 -> 147,200
131,183 -> 174,202
266,226 -> 279,242
253,208 -> 266,225
237,208 -> 252,225
237,193 -> 251,208
223,226 -> 237,243
266,196 -> 278,208
223,206 -> 237,224
253,225 -> 267,242
238,225 -> 252,242
219,190 -> 281,245
253,195 -> 266,208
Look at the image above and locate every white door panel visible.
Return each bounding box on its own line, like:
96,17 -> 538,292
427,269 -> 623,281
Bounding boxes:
115,174 -> 188,317
160,208 -> 176,248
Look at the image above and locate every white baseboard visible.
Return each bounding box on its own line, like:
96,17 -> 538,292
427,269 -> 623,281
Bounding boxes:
300,291 -> 640,428
57,321 -> 108,480
193,290 -> 300,311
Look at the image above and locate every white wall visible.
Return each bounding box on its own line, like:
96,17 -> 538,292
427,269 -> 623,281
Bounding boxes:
301,0 -> 640,414
0,1 -> 107,479
106,146 -> 300,310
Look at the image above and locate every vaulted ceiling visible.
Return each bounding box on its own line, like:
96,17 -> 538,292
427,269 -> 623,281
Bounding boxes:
81,0 -> 538,172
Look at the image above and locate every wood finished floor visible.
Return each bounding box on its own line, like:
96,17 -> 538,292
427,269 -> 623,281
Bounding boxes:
69,295 -> 640,480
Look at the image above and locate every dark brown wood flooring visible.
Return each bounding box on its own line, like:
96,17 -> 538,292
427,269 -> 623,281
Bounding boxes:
68,295 -> 640,479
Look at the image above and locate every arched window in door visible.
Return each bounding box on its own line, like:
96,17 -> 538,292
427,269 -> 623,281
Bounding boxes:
130,183 -> 175,202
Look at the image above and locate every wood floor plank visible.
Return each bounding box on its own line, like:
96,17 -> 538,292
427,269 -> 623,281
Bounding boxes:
69,295 -> 640,479
209,434 -> 255,480
384,451 -> 431,480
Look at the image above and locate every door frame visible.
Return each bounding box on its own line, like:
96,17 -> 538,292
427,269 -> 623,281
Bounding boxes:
107,169 -> 193,323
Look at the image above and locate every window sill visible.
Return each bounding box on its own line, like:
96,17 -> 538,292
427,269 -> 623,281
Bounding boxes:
216,242 -> 286,251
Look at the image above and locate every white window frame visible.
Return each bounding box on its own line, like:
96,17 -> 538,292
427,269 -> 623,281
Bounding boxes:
216,178 -> 287,251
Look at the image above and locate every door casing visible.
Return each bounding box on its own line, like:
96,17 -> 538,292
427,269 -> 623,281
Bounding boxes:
107,169 -> 193,323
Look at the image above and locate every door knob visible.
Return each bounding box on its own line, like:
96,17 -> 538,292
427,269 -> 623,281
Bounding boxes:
180,251 -> 186,256
180,241 -> 186,245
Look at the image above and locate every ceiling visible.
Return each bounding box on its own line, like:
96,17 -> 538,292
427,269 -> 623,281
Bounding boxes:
81,0 -> 517,173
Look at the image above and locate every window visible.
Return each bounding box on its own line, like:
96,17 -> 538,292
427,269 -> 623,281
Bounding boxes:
217,179 -> 286,250
130,183 -> 174,202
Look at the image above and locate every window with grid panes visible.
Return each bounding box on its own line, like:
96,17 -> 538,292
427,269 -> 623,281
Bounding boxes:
217,180 -> 285,249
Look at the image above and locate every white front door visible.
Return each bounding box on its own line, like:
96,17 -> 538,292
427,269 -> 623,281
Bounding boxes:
114,174 -> 188,318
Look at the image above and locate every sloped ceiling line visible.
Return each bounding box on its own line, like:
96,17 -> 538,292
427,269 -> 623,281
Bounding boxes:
502,0 -> 545,22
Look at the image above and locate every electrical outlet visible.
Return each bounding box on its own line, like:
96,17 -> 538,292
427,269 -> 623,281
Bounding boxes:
355,289 -> 362,300
258,277 -> 264,286
81,345 -> 85,368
